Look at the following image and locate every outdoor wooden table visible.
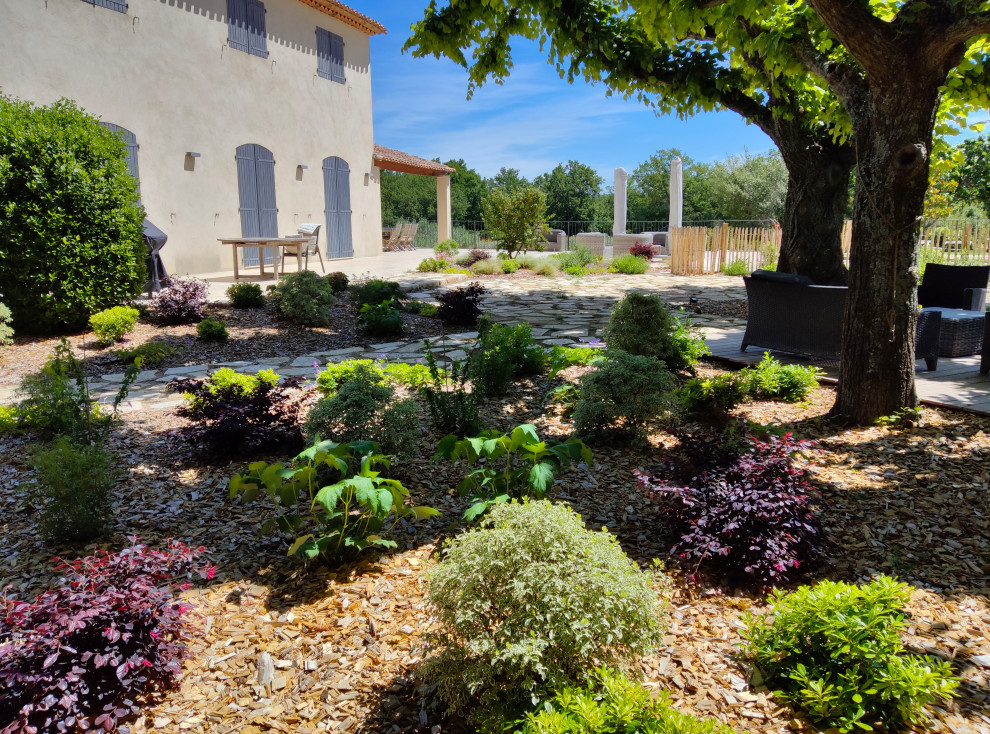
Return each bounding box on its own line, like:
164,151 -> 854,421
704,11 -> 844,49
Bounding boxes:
218,237 -> 304,280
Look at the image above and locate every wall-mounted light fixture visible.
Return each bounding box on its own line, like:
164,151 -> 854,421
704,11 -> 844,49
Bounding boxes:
186,151 -> 201,158
296,164 -> 308,182
184,151 -> 200,172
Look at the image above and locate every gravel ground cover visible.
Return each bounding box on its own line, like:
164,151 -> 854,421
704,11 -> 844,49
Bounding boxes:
2,359 -> 989,734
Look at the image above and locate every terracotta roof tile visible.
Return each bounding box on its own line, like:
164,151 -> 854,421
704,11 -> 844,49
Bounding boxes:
296,0 -> 386,36
373,145 -> 456,176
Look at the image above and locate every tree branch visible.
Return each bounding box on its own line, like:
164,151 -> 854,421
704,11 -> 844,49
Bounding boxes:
805,0 -> 899,79
942,11 -> 990,48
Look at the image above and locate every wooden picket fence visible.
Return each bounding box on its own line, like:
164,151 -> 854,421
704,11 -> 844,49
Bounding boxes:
671,219 -> 990,274
669,223 -> 782,275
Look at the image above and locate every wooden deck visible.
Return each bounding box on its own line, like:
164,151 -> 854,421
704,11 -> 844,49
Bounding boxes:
701,327 -> 990,415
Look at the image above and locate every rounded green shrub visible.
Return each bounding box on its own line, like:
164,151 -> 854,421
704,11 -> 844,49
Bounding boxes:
30,436 -> 119,543
273,270 -> 337,327
434,239 -> 460,256
501,258 -> 521,274
0,302 -> 15,346
423,500 -> 671,725
358,302 -> 404,337
573,350 -> 676,438
350,279 -> 404,308
0,96 -> 145,334
745,576 -> 959,732
88,305 -> 140,345
226,282 -> 265,308
604,293 -> 707,372
196,316 -> 229,342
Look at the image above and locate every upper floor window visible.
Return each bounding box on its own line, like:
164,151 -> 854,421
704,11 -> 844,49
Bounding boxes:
82,0 -> 127,13
227,0 -> 268,59
316,27 -> 345,84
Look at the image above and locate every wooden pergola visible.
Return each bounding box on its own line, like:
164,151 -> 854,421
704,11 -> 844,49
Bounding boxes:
373,145 -> 456,243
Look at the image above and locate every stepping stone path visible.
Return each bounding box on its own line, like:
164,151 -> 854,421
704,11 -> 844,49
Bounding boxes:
8,273 -> 748,412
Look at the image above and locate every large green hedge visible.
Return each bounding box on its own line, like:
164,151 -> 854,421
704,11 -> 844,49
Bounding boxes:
0,96 -> 145,333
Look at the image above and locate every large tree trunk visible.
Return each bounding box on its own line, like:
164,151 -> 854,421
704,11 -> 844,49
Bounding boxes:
832,87 -> 940,424
776,139 -> 854,284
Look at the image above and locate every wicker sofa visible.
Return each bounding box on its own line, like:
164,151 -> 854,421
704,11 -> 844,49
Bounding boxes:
741,270 -> 942,370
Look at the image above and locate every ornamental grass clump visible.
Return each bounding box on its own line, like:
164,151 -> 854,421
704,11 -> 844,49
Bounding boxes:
424,500 -> 671,728
638,431 -> 826,587
0,541 -> 213,734
745,576 -> 958,732
608,253 -> 649,274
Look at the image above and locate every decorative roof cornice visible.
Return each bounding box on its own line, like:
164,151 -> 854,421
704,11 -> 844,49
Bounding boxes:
296,0 -> 385,36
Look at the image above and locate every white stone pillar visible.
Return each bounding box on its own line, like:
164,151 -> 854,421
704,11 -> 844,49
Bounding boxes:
437,174 -> 453,243
613,167 -> 628,235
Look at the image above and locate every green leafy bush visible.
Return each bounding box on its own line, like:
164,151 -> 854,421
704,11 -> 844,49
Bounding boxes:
404,300 -> 439,317
544,383 -> 580,416
0,405 -> 20,433
563,265 -> 587,276
350,279 -> 404,308
0,96 -> 145,334
88,305 -> 140,345
434,239 -> 460,256
305,366 -> 420,457
721,258 -> 751,276
30,436 -> 119,543
229,439 -> 437,562
573,350 -> 676,438
17,340 -> 135,442
554,245 -> 599,270
604,293 -> 708,372
113,339 -> 177,368
547,344 -> 603,378
745,576 -> 958,732
501,258 -> 521,274
608,254 -> 650,274
417,256 -> 454,272
519,668 -> 732,734
420,348 -> 482,438
272,270 -> 337,327
434,424 -> 591,520
423,500 -> 671,725
743,352 -> 822,402
677,373 -> 748,420
481,186 -> 549,259
315,358 -> 435,396
0,302 -> 15,346
358,301 -> 404,336
226,282 -> 266,308
196,316 -> 228,342
470,318 -> 547,396
326,271 -> 350,295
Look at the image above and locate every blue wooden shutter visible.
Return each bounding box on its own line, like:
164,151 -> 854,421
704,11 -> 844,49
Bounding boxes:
246,0 -> 268,58
236,144 -> 262,267
255,145 -> 278,266
323,157 -> 352,259
336,160 -> 353,257
82,0 -> 128,13
227,0 -> 249,53
330,33 -> 345,83
101,123 -> 140,197
316,28 -> 333,80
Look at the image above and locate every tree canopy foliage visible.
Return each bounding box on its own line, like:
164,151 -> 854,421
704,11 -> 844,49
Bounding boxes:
533,160 -> 603,222
952,135 -> 990,215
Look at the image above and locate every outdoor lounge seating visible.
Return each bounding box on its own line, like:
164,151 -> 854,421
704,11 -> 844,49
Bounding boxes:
538,228 -> 567,251
279,223 -> 324,276
741,270 -> 942,370
917,263 -> 989,311
981,314 -> 990,375
390,223 -> 419,251
574,232 -> 607,257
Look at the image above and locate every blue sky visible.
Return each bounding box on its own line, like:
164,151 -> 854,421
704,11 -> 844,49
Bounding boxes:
351,2 -> 988,185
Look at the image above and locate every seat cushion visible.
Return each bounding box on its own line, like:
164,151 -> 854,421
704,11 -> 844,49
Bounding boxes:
750,269 -> 813,286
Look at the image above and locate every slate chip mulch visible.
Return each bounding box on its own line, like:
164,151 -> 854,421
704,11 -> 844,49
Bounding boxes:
2,360 -> 989,733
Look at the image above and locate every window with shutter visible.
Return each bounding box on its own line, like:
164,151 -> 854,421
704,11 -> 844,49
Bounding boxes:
81,0 -> 128,13
316,28 -> 345,83
227,0 -> 268,58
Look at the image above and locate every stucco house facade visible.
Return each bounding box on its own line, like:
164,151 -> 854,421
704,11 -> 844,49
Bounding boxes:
1,0 -> 387,275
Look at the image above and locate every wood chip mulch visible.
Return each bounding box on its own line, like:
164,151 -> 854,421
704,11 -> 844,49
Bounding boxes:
0,300 -> 448,389
1,362 -> 989,734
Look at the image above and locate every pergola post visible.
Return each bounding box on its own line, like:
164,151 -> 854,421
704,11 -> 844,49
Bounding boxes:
437,174 -> 452,243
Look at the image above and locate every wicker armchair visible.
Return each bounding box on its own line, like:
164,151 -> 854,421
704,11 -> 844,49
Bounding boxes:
918,263 -> 989,311
742,271 -> 942,370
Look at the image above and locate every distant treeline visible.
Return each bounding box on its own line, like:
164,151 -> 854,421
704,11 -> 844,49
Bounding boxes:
381,148 -> 788,225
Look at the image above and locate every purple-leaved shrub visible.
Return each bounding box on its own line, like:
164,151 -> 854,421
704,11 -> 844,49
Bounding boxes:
0,540 -> 214,733
151,277 -> 208,324
637,431 -> 826,587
